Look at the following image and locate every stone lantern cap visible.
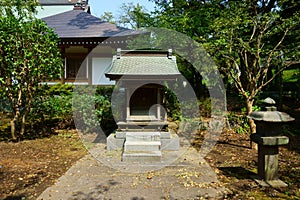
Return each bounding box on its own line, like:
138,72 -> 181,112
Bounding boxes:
249,98 -> 295,122
250,111 -> 294,122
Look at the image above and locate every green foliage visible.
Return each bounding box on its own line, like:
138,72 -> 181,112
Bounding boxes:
162,86 -> 211,122
163,87 -> 182,121
0,0 -> 63,139
282,68 -> 300,83
0,96 -> 12,113
0,0 -> 38,19
72,93 -> 100,132
198,98 -> 211,118
241,105 -> 261,113
42,96 -> 72,120
101,2 -> 154,29
100,12 -> 115,23
72,86 -> 116,134
27,85 -> 116,136
45,84 -> 74,96
94,93 -> 116,133
208,1 -> 299,111
151,0 -> 214,40
28,95 -> 73,128
96,86 -> 114,98
150,1 -> 300,131
27,84 -> 74,132
227,112 -> 250,134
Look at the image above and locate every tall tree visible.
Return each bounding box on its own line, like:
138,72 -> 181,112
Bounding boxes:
0,0 -> 62,140
206,0 -> 299,132
99,3 -> 154,29
152,0 -> 300,133
100,11 -> 116,24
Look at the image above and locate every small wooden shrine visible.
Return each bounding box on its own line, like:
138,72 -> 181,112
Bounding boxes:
105,49 -> 180,162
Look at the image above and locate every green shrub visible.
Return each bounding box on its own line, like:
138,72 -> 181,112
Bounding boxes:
1,84 -> 116,138
163,88 -> 212,121
163,87 -> 182,121
28,95 -> 73,130
29,84 -> 74,124
72,86 -> 116,134
94,93 -> 116,133
46,83 -> 74,96
0,98 -> 12,112
72,93 -> 116,134
227,112 -> 250,134
96,86 -> 114,98
72,93 -> 99,132
198,98 -> 211,118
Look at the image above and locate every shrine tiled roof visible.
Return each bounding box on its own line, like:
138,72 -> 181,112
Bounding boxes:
106,52 -> 180,78
42,10 -> 133,38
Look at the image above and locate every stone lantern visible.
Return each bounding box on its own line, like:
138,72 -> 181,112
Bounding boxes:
249,97 -> 294,187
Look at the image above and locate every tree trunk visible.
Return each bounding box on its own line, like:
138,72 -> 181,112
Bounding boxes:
246,98 -> 257,149
20,99 -> 31,137
10,110 -> 20,141
10,119 -> 17,141
20,113 -> 26,137
246,98 -> 256,133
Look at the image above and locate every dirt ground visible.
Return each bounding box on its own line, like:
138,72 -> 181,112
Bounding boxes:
0,126 -> 299,199
0,129 -> 87,199
205,129 -> 300,199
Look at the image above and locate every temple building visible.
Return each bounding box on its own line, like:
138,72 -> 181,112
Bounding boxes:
38,0 -> 137,85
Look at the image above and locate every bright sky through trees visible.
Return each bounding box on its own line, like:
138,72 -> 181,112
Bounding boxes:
89,0 -> 155,17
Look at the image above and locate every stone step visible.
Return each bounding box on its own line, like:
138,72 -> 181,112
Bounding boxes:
126,132 -> 161,141
117,121 -> 168,130
124,141 -> 161,151
122,151 -> 162,162
116,131 -> 171,140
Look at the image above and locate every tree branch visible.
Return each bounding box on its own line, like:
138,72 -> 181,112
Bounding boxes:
250,19 -> 257,41
258,60 -> 300,92
222,54 -> 247,96
267,29 -> 288,64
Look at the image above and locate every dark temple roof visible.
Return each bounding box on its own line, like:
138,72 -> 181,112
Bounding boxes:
42,10 -> 133,38
38,0 -> 79,5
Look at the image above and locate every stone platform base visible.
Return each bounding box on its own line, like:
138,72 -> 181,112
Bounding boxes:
106,134 -> 125,151
251,175 -> 288,187
106,132 -> 179,151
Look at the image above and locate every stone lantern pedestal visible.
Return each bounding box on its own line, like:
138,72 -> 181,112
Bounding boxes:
250,134 -> 289,186
249,99 -> 294,187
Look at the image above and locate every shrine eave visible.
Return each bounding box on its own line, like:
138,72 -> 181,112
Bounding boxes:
106,74 -> 180,81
